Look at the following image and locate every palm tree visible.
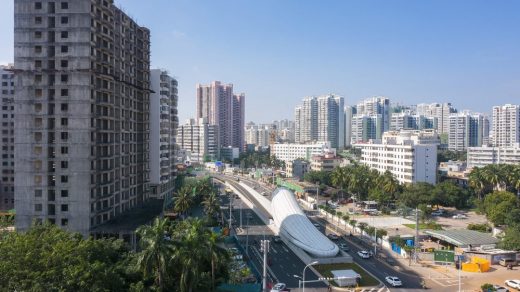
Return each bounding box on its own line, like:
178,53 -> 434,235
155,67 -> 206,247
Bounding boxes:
469,167 -> 487,200
175,187 -> 193,218
342,215 -> 350,229
331,167 -> 348,190
483,165 -> 503,191
136,218 -> 175,291
204,231 -> 228,292
336,211 -> 343,226
202,193 -> 220,219
349,219 -> 357,233
379,171 -> 399,197
358,222 -> 368,236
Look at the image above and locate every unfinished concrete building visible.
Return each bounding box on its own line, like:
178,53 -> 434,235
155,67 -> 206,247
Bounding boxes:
14,0 -> 151,236
0,64 -> 15,211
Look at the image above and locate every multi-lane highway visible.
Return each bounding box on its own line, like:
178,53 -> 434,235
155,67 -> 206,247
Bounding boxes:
214,172 -> 427,291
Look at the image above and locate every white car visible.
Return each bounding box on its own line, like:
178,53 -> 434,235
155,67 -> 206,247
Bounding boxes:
493,285 -> 510,292
385,276 -> 402,287
270,283 -> 286,292
358,250 -> 371,259
452,214 -> 467,219
505,280 -> 520,289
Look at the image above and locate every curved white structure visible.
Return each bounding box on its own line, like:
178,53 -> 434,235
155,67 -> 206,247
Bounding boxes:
271,188 -> 339,257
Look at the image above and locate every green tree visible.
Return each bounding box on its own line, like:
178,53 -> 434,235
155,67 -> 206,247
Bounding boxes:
136,218 -> 175,291
499,225 -> 520,251
397,182 -> 434,208
481,191 -> 519,226
202,193 -> 220,219
174,186 -> 194,218
357,222 -> 368,235
0,224 -> 135,291
469,167 -> 489,200
432,181 -> 470,209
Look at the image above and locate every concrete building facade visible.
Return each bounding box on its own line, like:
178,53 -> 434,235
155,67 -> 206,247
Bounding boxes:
196,81 -> 245,152
294,94 -> 344,149
0,64 -> 15,210
354,130 -> 439,184
492,104 -> 520,147
467,146 -> 520,168
176,118 -> 220,163
14,0 -> 151,234
149,70 -> 178,199
351,96 -> 390,144
416,102 -> 457,134
448,112 -> 489,151
270,142 -> 334,166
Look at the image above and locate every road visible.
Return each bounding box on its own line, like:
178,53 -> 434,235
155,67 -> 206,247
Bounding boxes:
215,174 -> 325,289
309,216 -> 424,291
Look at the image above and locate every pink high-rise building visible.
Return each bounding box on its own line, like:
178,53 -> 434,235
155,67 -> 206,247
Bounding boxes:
196,81 -> 245,152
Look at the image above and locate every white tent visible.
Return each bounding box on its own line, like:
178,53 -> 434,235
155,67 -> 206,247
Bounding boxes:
331,269 -> 360,287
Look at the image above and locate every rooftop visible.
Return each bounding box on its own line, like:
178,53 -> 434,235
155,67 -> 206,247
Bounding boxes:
424,229 -> 499,247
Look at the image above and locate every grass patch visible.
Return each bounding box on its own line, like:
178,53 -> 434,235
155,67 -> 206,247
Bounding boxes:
403,222 -> 443,230
314,263 -> 379,287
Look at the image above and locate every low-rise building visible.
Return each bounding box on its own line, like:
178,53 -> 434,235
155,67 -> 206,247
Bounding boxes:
287,159 -> 309,179
310,152 -> 343,172
270,142 -> 334,166
354,130 -> 439,184
467,145 -> 520,168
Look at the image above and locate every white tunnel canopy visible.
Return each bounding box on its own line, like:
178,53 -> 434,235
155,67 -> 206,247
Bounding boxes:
271,188 -> 339,257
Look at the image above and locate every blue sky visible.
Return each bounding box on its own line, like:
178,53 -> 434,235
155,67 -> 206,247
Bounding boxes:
1,1 -> 519,123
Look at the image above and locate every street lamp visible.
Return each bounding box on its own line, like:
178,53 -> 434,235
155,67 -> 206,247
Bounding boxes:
302,261 -> 319,292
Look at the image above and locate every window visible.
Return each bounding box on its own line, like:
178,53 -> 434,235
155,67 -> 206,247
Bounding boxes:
60,60 -> 68,68
61,204 -> 68,212
34,31 -> 42,38
35,88 -> 43,97
61,146 -> 68,154
61,17 -> 68,24
61,218 -> 68,226
60,176 -> 68,183
61,45 -> 68,53
60,74 -> 68,83
61,31 -> 68,38
61,89 -> 68,96
61,2 -> 68,9
35,75 -> 42,82
61,103 -> 68,111
35,17 -> 42,24
61,118 -> 68,126
35,2 -> 42,9
60,132 -> 68,141
35,204 -> 42,212
35,60 -> 42,68
35,189 -> 42,198
60,161 -> 68,168
61,190 -> 68,197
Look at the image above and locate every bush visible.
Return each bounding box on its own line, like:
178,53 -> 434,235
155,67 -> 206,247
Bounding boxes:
467,223 -> 492,233
481,283 -> 495,292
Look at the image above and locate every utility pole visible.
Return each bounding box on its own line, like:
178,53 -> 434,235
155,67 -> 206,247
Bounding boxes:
260,239 -> 270,292
316,183 -> 319,209
415,207 -> 419,264
240,200 -> 243,229
245,211 -> 250,257
228,190 -> 233,231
